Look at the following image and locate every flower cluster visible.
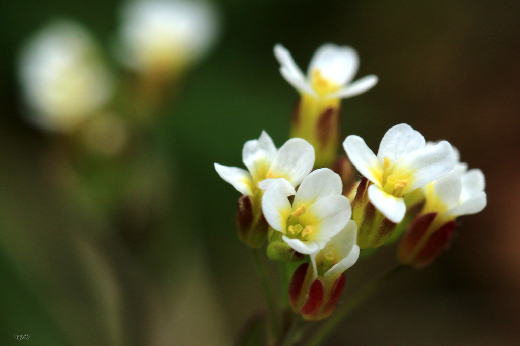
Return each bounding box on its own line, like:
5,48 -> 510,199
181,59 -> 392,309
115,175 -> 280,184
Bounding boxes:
215,43 -> 487,325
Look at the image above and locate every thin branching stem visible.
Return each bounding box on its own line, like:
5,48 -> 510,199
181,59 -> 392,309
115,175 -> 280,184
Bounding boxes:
251,248 -> 280,344
302,265 -> 408,346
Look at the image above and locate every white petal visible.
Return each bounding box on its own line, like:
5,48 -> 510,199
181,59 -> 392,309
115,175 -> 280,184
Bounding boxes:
325,245 -> 360,281
324,219 -> 358,259
280,66 -> 315,95
274,44 -> 314,94
377,123 -> 425,163
432,170 -> 462,210
242,131 -> 277,181
214,163 -> 253,195
368,185 -> 406,223
460,169 -> 485,204
282,236 -> 319,255
269,138 -> 315,187
397,140 -> 456,193
293,168 -> 342,208
301,195 -> 351,243
260,178 -> 295,232
343,136 -> 382,187
308,44 -> 359,86
448,192 -> 487,216
332,75 -> 378,99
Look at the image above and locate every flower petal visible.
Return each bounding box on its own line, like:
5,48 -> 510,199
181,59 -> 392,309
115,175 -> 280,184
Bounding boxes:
214,163 -> 253,195
282,236 -> 319,255
308,44 -> 359,86
293,168 -> 342,208
432,170 -> 462,210
325,245 -> 360,281
301,195 -> 351,243
448,192 -> 487,216
260,178 -> 295,232
269,138 -> 315,187
377,123 -> 425,163
343,136 -> 383,187
332,75 -> 378,99
368,185 -> 406,223
397,140 -> 456,194
242,131 -> 277,181
274,44 -> 314,95
460,169 -> 485,204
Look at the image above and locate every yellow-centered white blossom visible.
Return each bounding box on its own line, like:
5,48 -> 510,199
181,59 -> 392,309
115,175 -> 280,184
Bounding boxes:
214,131 -> 315,197
274,43 -> 378,100
343,123 -> 456,223
421,156 -> 486,225
18,20 -> 114,132
310,220 -> 360,281
260,169 -> 351,254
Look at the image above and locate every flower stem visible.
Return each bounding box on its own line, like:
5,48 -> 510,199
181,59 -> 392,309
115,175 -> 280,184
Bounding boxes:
279,315 -> 303,346
251,248 -> 279,344
302,265 -> 407,346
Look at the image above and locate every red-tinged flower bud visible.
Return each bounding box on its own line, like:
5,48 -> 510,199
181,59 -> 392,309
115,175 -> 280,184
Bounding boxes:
289,95 -> 341,169
397,212 -> 457,268
351,178 -> 398,249
331,155 -> 356,196
236,195 -> 268,248
288,263 -> 347,321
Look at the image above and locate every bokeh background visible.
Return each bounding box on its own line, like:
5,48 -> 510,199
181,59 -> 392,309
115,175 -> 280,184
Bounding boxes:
1,0 -> 520,345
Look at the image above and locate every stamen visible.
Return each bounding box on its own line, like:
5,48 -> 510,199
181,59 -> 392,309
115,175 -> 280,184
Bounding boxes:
301,225 -> 315,237
394,179 -> 408,190
383,157 -> 391,170
288,225 -> 295,234
266,170 -> 275,179
291,204 -> 307,217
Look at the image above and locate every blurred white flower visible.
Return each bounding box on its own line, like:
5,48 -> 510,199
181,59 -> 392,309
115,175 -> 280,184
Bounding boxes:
18,19 -> 114,132
118,0 -> 220,75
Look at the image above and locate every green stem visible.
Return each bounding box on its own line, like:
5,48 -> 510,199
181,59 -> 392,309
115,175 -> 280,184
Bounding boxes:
302,265 -> 407,346
251,248 -> 279,344
279,315 -> 303,346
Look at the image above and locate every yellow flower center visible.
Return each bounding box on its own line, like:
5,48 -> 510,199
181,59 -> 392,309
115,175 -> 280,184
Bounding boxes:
379,157 -> 412,197
286,204 -> 317,241
310,68 -> 341,96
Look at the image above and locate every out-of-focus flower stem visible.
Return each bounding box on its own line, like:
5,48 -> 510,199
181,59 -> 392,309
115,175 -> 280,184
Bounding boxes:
251,248 -> 279,344
302,265 -> 407,346
279,315 -> 303,346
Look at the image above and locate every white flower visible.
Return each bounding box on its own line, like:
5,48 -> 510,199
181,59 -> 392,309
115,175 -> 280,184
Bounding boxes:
260,169 -> 351,255
118,0 -> 220,74
343,123 -> 456,223
310,220 -> 360,281
274,43 -> 378,99
214,131 -> 315,196
422,164 -> 487,220
18,20 -> 114,132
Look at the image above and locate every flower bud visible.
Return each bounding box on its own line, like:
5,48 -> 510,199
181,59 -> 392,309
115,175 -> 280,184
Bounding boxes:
290,97 -> 341,168
351,178 -> 398,249
397,212 -> 457,268
236,195 -> 268,248
288,263 -> 347,321
331,155 -> 356,196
